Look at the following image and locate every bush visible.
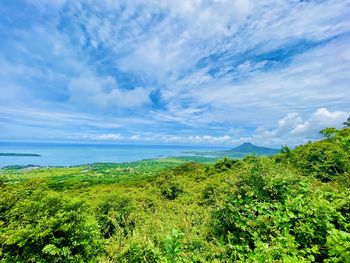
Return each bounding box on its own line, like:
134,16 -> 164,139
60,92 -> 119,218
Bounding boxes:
119,242 -> 162,263
102,236 -> 162,263
95,195 -> 136,238
172,162 -> 203,176
294,141 -> 348,181
276,140 -> 349,182
165,228 -> 184,263
325,229 -> 350,262
1,126 -> 349,262
160,181 -> 184,200
201,185 -> 218,205
214,157 -> 242,172
210,162 -> 349,262
1,189 -> 102,262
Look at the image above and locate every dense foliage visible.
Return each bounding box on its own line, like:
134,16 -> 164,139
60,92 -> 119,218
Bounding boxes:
0,126 -> 349,262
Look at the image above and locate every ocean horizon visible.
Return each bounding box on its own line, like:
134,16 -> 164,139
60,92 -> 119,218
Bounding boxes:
0,141 -> 229,167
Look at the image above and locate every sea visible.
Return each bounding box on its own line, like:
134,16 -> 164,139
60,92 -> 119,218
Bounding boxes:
0,141 -> 228,167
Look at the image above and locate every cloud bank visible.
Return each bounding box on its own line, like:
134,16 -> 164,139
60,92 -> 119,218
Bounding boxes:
0,0 -> 349,146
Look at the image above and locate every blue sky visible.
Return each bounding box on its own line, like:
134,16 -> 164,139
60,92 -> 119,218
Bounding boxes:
0,0 -> 349,146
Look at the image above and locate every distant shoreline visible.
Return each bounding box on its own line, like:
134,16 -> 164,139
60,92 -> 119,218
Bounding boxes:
0,153 -> 41,157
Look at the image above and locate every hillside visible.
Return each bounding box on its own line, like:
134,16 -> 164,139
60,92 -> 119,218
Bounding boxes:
186,142 -> 280,158
227,142 -> 280,156
0,126 -> 349,262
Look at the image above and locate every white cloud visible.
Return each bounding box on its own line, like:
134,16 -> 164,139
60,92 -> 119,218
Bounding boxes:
160,134 -> 233,144
84,133 -> 123,141
130,134 -> 141,140
0,106 -> 155,141
78,132 -> 234,144
1,0 -> 350,145
157,35 -> 350,128
68,75 -> 151,109
248,108 -> 350,146
291,108 -> 349,136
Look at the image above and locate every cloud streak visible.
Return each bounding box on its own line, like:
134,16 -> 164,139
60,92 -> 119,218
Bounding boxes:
0,0 -> 349,145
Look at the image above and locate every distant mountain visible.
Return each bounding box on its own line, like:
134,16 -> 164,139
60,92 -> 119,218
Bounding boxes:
184,142 -> 280,158
227,142 -> 280,156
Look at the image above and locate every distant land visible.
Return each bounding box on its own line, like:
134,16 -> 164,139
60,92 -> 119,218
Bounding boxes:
227,142 -> 280,156
185,142 -> 280,158
0,153 -> 41,157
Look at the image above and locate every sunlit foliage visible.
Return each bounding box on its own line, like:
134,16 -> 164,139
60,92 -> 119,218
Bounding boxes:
0,126 -> 349,262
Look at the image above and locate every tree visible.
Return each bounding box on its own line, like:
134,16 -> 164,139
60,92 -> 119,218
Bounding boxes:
343,117 -> 350,128
320,127 -> 337,140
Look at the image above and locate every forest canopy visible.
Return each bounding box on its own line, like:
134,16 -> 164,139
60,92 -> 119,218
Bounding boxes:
1,125 -> 349,262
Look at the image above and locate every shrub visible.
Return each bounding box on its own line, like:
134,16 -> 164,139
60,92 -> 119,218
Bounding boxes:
276,138 -> 349,182
1,189 -> 102,262
95,195 -> 136,238
102,236 -> 162,263
201,185 -> 218,205
325,229 -> 350,262
214,157 -> 242,172
160,181 -> 184,200
292,141 -> 349,181
172,162 -> 203,176
210,163 -> 349,262
119,242 -> 162,263
165,228 -> 184,263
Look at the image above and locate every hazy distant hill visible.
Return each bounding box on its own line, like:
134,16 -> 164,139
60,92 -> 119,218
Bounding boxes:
185,142 -> 280,158
226,142 -> 280,157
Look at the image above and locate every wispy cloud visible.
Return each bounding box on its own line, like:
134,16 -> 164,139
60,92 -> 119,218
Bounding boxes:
0,0 -> 349,145
66,108 -> 349,147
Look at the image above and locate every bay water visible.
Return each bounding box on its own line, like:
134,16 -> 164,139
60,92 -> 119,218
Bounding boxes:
0,142 -> 228,167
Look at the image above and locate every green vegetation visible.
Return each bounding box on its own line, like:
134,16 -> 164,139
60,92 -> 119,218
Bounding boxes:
0,126 -> 349,262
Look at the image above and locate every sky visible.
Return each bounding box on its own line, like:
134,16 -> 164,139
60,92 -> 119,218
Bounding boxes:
0,0 -> 349,147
